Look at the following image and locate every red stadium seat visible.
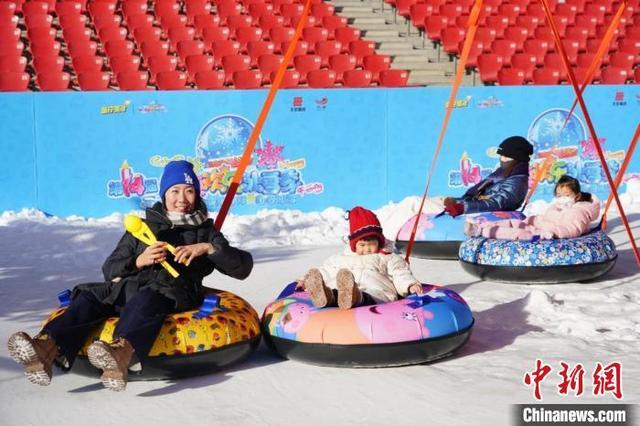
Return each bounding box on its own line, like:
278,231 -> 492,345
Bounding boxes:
311,2 -> 335,18
248,3 -> 274,23
510,53 -> 538,81
212,40 -> 241,66
232,70 -> 263,89
269,26 -> 295,45
88,1 -> 115,18
78,71 -> 110,90
306,69 -> 336,88
348,40 -> 376,66
0,2 -> 17,18
155,1 -> 180,18
342,69 -> 373,87
33,55 -> 64,74
600,67 -> 630,84
126,13 -> 155,30
193,14 -> 222,35
293,54 -> 322,83
24,13 -> 54,30
168,26 -> 196,46
0,71 -> 30,91
109,55 -> 141,74
258,54 -> 285,82
0,55 -> 27,73
259,15 -> 286,33
441,26 -> 465,55
1,26 -> 21,44
491,40 -> 518,65
117,70 -> 150,90
221,54 -> 251,83
202,26 -> 231,45
62,27 -> 92,45
272,69 -> 301,88
177,40 -> 206,62
475,27 -> 498,50
235,26 -> 263,51
565,25 -> 590,51
279,3 -> 303,25
99,26 -> 128,44
216,0 -> 242,23
484,15 -> 509,38
543,52 -> 569,80
122,0 -> 148,18
147,55 -> 179,76
409,3 -> 434,33
515,15 -> 541,34
423,15 -> 447,44
323,15 -> 348,36
477,53 -> 505,84
0,40 -> 23,57
185,54 -> 214,78
379,69 -> 409,87
37,71 -> 71,91
609,52 -> 636,70
334,27 -> 361,51
156,70 -> 189,90
302,27 -> 329,49
105,40 -> 135,58
362,54 -> 390,83
328,54 -> 356,83
523,39 -> 552,65
497,4 -> 522,25
72,55 -> 104,73
497,67 -> 526,85
635,68 -> 640,84
439,3 -> 463,21
184,0 -> 212,20
22,1 -> 50,16
247,41 -> 276,66
141,41 -> 171,59
532,67 -> 561,85
280,40 -> 310,56
159,13 -> 188,29
133,26 -> 163,44
31,40 -> 62,58
226,14 -> 253,34
194,69 -> 226,89
503,27 -> 529,49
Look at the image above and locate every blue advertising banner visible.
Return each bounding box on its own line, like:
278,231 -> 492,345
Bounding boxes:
1,86 -> 638,217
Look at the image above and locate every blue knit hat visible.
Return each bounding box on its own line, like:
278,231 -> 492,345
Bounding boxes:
159,160 -> 200,199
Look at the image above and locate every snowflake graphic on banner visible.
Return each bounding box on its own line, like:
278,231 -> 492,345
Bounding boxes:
256,140 -> 284,169
528,109 -> 587,153
196,115 -> 259,161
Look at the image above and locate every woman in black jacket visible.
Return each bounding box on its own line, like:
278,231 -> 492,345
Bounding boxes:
8,160 -> 253,391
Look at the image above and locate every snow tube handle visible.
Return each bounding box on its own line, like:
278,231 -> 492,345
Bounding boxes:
57,289 -> 71,308
193,294 -> 222,319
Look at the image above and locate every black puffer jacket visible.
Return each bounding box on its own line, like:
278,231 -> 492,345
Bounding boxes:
73,202 -> 253,312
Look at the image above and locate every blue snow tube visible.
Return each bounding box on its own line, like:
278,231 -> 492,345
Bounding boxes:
458,230 -> 617,284
396,211 -> 526,260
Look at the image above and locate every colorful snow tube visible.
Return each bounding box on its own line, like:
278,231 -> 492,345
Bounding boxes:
43,288 -> 261,380
262,283 -> 474,367
459,230 -> 617,284
396,211 -> 525,260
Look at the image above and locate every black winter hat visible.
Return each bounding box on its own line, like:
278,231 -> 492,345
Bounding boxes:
497,136 -> 534,162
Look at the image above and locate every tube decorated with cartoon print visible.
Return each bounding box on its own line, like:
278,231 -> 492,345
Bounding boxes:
124,214 -> 180,278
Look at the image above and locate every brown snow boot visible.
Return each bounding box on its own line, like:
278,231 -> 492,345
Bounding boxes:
336,269 -> 363,310
87,337 -> 134,392
302,268 -> 334,308
7,331 -> 58,386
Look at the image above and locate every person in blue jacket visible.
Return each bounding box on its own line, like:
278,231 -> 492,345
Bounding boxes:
443,136 -> 534,216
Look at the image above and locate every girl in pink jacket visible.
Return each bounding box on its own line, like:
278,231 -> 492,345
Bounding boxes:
464,175 -> 600,241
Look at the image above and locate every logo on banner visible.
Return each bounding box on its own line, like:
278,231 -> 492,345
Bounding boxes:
291,96 -> 306,112
100,100 -> 131,115
445,95 -> 472,108
476,96 -> 504,109
315,97 -> 328,110
612,91 -> 627,106
137,101 -> 167,114
107,161 -> 158,200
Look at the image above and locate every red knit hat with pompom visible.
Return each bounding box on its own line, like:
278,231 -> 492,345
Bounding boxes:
347,206 -> 385,252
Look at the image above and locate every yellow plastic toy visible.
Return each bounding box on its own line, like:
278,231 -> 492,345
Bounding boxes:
124,214 -> 180,278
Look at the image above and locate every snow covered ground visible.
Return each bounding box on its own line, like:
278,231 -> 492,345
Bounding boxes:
0,188 -> 639,426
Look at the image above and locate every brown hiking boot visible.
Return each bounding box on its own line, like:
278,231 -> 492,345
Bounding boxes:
7,331 -> 58,386
302,268 -> 334,308
87,338 -> 134,392
336,269 -> 363,310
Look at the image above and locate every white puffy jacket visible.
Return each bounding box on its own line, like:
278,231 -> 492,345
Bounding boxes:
316,244 -> 419,303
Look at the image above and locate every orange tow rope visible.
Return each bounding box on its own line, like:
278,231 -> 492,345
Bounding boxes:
214,0 -> 312,231
404,0 -> 484,262
602,123 -> 640,229
540,0 -> 640,267
521,1 -> 626,209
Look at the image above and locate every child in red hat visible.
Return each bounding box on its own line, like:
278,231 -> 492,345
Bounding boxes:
298,206 -> 424,309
